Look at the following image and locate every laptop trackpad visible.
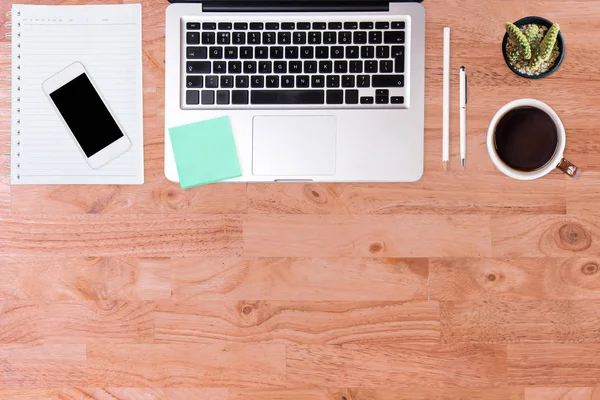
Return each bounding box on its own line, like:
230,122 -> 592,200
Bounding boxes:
252,115 -> 337,176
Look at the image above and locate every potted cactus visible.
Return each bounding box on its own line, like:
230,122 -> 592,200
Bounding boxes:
502,16 -> 565,79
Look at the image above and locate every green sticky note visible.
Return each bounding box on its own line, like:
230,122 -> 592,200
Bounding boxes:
169,116 -> 242,188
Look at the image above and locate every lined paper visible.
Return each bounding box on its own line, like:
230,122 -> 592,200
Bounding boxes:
11,4 -> 144,184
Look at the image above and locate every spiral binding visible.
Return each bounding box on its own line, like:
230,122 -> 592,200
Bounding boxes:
8,8 -> 21,181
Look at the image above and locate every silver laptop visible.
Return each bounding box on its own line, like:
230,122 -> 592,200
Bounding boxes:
164,0 -> 425,182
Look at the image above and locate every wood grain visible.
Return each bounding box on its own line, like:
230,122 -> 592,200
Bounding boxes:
243,215 -> 491,257
508,344 -> 600,386
154,300 -> 440,345
2,0 -> 600,394
87,343 -> 286,387
286,344 -> 507,387
429,258 -> 600,300
0,215 -> 242,257
491,216 -> 600,257
0,257 -> 171,300
168,257 -> 428,301
441,300 -> 600,344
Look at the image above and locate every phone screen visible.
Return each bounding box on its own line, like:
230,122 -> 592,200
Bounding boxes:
49,73 -> 124,157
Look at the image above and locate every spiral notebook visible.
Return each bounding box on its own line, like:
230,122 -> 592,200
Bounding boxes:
10,4 -> 144,184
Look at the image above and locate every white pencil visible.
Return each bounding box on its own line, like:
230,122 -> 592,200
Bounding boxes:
460,66 -> 467,168
442,27 -> 450,173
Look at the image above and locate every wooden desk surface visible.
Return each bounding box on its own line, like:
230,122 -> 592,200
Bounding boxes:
1,0 -> 600,398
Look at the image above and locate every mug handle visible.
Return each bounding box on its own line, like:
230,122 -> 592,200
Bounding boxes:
557,158 -> 582,178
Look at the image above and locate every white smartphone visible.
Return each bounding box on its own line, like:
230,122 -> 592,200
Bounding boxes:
42,62 -> 131,169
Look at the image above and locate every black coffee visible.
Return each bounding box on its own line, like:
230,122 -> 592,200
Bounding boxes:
494,107 -> 558,172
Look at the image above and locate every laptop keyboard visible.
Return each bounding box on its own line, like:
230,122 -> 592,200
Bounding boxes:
182,19 -> 408,109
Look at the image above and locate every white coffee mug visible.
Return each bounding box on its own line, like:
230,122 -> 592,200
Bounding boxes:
487,98 -> 581,180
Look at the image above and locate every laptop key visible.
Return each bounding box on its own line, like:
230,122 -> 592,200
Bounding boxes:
384,31 -> 405,44
353,31 -> 367,44
278,32 -> 291,45
187,61 -> 211,74
360,96 -> 374,104
342,75 -> 355,88
186,22 -> 200,30
217,32 -> 230,45
346,89 -> 359,104
308,32 -> 321,44
274,61 -> 287,74
224,47 -> 238,59
201,90 -> 214,104
357,75 -> 370,87
344,22 -> 358,30
316,46 -> 329,59
263,32 -> 276,44
186,76 -> 203,88
376,22 -> 390,29
266,22 -> 280,30
339,31 -> 351,44
218,22 -> 232,30
213,61 -> 227,73
187,32 -> 200,45
232,90 -> 249,104
234,22 -> 248,30
293,32 -> 307,44
270,46 -> 284,59
369,31 -> 382,44
393,46 -> 405,72
240,47 -> 253,59
251,90 -> 325,104
282,75 -> 294,88
312,75 -> 325,88
289,61 -> 302,73
331,46 -> 344,59
202,32 -> 215,45
300,46 -> 314,59
187,47 -> 207,59
250,22 -> 263,30
243,61 -> 257,74
297,22 -> 311,30
373,75 -> 404,87
326,90 -> 343,104
334,60 -> 348,73
266,75 -> 279,88
282,22 -> 295,30
324,32 -> 336,44
209,47 -> 223,59
252,76 -> 265,88
327,75 -> 340,88
346,46 -> 359,59
350,60 -> 363,73
221,75 -> 234,88
228,61 -> 242,74
359,21 -> 374,29
392,21 -> 405,29
319,60 -> 332,73
313,22 -> 327,30
259,61 -> 272,74
377,45 -> 390,58
296,75 -> 310,88
236,75 -> 249,88
361,46 -> 375,59
203,22 -> 216,30
217,90 -> 230,104
233,32 -> 246,44
391,96 -> 404,104
186,90 -> 199,105
365,60 -> 377,73
328,22 -> 342,30
205,75 -> 218,88
380,60 -> 393,73
255,47 -> 269,59
248,32 -> 261,44
304,61 -> 317,74
376,89 -> 389,104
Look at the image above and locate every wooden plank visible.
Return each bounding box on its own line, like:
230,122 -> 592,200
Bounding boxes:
567,172 -> 600,214
247,175 -> 565,215
10,181 -> 247,215
168,257 -> 428,301
154,301 -> 440,345
230,388 -> 524,400
0,301 -> 154,344
286,344 -> 507,387
0,344 -> 86,388
0,215 -> 242,257
508,344 -> 600,385
429,258 -> 600,301
0,388 -> 228,400
244,215 -> 491,257
523,387 -> 600,400
0,256 -> 171,300
441,300 -> 600,344
491,215 -> 600,257
87,343 -> 286,387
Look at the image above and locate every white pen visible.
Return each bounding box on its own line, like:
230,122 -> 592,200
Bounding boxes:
460,66 -> 467,168
442,27 -> 450,173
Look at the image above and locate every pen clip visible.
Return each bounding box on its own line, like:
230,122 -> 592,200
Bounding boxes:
465,73 -> 468,105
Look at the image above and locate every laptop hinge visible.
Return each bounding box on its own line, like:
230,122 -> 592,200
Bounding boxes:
200,1 -> 390,12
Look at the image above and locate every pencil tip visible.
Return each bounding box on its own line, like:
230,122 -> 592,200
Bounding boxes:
443,161 -> 448,173
461,159 -> 465,168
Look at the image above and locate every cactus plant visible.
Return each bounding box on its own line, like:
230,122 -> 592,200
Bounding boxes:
530,23 -> 560,69
505,22 -> 532,60
503,20 -> 561,77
